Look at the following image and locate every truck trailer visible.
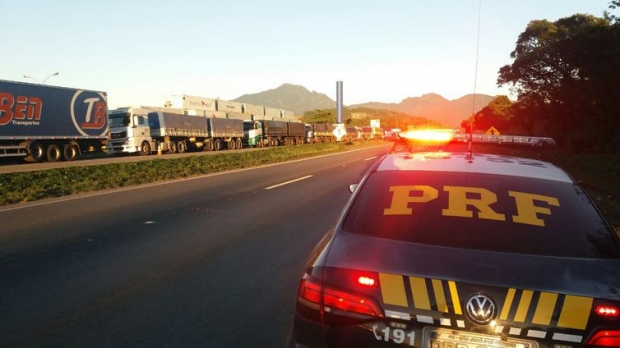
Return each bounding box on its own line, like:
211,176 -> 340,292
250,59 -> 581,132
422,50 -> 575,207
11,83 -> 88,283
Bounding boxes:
147,112 -> 244,153
305,123 -> 335,143
243,119 -> 305,147
0,79 -> 108,162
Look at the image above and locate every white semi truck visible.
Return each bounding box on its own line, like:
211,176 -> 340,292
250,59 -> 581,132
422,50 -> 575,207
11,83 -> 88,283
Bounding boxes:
106,106 -> 181,156
106,94 -> 299,155
106,107 -> 244,155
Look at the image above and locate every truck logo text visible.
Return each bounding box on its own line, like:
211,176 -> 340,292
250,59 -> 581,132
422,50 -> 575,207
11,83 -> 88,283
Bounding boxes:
79,97 -> 106,129
70,91 -> 108,136
0,92 -> 42,126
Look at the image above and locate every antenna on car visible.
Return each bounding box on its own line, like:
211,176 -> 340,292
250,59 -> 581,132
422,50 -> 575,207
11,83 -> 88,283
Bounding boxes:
467,0 -> 483,161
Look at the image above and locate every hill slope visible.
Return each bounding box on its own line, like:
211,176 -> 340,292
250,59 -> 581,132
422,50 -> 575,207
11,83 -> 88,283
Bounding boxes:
234,84 -> 335,115
234,84 -> 495,127
351,93 -> 495,127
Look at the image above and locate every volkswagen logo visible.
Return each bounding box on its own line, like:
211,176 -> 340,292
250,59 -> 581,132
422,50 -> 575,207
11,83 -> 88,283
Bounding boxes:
465,294 -> 496,325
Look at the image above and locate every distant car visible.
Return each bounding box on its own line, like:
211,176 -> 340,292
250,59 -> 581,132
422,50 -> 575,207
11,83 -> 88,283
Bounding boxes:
287,148 -> 620,348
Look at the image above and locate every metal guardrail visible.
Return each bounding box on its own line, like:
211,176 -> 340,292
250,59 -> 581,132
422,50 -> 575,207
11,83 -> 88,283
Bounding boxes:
453,134 -> 556,147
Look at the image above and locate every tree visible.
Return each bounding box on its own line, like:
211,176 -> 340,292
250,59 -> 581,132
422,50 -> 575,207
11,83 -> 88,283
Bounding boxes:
497,11 -> 620,152
467,96 -> 514,133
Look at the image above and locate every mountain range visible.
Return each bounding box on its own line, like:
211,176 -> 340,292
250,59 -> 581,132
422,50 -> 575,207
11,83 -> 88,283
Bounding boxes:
234,83 -> 495,127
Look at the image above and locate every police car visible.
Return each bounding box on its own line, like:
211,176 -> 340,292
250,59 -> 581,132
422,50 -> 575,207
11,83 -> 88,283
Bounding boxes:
287,145 -> 620,347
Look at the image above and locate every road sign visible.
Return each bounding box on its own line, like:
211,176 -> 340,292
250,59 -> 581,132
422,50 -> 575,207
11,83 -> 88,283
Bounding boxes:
486,126 -> 500,135
333,124 -> 346,141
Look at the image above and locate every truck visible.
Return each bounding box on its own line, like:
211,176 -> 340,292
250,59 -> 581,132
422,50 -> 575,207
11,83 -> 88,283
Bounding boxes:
0,79 -> 108,162
147,112 -> 244,153
106,106 -> 184,156
243,119 -> 305,147
305,123 -> 335,143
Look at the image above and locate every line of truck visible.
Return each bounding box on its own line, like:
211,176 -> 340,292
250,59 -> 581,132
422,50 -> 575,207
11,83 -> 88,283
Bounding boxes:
1,79 -> 364,163
107,107 -> 307,156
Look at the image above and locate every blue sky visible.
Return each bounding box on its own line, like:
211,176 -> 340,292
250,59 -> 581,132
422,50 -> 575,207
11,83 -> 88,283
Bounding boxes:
2,0 -> 613,109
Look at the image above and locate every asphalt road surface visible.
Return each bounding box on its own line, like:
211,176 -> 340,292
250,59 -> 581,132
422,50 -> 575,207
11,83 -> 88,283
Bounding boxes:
0,146 -> 388,348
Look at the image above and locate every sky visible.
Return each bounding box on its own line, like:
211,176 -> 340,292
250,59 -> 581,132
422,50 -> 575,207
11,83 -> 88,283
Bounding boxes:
2,0 -> 613,109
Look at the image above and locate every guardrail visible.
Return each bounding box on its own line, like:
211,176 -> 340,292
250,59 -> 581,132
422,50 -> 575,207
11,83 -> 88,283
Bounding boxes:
453,134 -> 556,147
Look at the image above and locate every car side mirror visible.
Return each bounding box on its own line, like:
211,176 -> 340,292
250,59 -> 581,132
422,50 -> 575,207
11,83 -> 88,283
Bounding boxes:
348,184 -> 358,193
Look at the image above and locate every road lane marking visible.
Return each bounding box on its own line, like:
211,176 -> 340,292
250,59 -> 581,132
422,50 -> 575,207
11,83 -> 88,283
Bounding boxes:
265,175 -> 313,190
364,156 -> 377,161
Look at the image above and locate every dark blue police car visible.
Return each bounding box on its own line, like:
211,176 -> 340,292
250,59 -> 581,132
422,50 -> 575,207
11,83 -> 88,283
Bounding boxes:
288,147 -> 620,348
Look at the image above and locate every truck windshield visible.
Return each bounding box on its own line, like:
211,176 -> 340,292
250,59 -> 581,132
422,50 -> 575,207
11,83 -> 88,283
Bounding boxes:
108,113 -> 131,127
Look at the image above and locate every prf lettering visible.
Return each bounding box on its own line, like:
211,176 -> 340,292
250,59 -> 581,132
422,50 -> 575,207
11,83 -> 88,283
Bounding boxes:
383,185 -> 560,227
0,92 -> 42,126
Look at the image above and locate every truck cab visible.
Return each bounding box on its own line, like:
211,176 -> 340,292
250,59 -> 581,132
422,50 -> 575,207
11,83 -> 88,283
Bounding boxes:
243,120 -> 264,147
106,107 -> 155,156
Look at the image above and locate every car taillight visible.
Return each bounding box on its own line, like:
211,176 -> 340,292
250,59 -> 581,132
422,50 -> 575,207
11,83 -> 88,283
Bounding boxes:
323,285 -> 382,317
299,278 -> 321,304
297,273 -> 383,324
586,330 -> 620,347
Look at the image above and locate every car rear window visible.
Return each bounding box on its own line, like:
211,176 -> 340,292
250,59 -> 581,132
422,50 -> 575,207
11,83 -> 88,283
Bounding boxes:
342,171 -> 620,258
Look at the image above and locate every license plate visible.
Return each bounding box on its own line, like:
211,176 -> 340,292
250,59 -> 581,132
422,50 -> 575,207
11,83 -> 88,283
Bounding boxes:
429,328 -> 537,348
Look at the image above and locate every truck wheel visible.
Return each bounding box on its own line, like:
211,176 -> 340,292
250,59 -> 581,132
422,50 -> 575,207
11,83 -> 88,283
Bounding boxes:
46,144 -> 63,162
215,141 -> 222,151
206,142 -> 214,151
25,141 -> 45,162
227,140 -> 235,150
139,141 -> 151,156
236,138 -> 242,149
258,138 -> 264,147
63,144 -> 79,161
168,141 -> 177,153
177,141 -> 187,153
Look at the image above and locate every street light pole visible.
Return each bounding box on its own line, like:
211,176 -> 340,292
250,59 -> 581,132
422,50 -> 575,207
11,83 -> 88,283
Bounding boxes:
23,72 -> 59,84
22,74 -> 41,84
43,72 -> 59,84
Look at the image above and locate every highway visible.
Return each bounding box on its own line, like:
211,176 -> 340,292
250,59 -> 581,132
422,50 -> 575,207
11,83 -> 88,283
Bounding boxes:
0,145 -> 388,348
